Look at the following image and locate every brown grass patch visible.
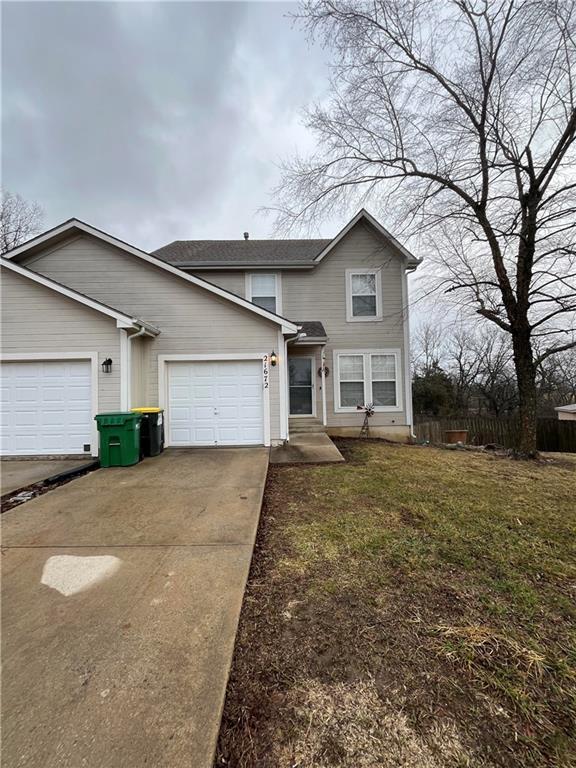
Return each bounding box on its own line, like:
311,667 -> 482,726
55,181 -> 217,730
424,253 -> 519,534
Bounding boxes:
216,441 -> 576,768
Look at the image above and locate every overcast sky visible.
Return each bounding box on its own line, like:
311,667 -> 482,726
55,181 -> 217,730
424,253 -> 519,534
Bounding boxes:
2,1 -> 335,250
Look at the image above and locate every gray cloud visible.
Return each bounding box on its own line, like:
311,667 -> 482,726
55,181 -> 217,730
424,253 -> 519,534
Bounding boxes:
2,1 -> 331,249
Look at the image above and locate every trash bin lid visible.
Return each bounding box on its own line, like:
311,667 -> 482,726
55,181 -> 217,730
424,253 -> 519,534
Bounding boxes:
131,407 -> 163,413
95,411 -> 142,425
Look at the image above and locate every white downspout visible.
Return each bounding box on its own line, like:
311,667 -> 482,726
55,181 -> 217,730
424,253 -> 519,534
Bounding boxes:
283,329 -> 304,442
320,344 -> 327,427
277,329 -> 288,441
401,266 -> 416,440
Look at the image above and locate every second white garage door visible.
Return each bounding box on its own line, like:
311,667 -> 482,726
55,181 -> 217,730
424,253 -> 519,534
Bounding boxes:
0,360 -> 92,456
168,360 -> 265,446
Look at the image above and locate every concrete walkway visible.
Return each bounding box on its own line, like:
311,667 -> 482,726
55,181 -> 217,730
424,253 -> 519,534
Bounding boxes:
1,458 -> 91,496
1,447 -> 269,768
270,432 -> 345,464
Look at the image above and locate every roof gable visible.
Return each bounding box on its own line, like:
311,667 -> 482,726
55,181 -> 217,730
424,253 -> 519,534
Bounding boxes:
2,219 -> 298,334
0,257 -> 159,334
313,209 -> 421,268
151,209 -> 421,270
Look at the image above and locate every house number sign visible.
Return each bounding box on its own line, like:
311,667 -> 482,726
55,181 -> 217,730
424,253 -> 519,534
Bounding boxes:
263,355 -> 269,389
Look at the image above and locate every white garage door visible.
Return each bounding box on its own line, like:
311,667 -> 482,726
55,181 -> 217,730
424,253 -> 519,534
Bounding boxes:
0,361 -> 92,456
168,360 -> 265,446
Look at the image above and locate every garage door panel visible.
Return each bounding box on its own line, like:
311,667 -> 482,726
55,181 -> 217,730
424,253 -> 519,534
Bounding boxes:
16,387 -> 41,403
1,361 -> 92,456
168,360 -> 265,447
218,404 -> 239,418
192,385 -> 214,400
14,409 -> 40,427
218,384 -> 239,399
41,410 -> 67,426
42,386 -> 66,402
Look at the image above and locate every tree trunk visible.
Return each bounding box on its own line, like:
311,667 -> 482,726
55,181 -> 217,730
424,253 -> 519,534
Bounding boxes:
512,331 -> 538,457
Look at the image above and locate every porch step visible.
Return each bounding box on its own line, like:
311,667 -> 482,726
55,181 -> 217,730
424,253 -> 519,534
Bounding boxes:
289,418 -> 326,434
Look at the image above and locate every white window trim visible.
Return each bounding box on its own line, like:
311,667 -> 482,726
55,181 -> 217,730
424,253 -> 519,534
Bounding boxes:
345,268 -> 382,322
157,353 -> 271,447
333,349 -> 403,413
245,272 -> 282,316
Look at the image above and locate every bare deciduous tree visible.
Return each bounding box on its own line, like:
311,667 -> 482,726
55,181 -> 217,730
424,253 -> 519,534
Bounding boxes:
1,190 -> 43,254
413,317 -> 575,417
276,0 -> 576,456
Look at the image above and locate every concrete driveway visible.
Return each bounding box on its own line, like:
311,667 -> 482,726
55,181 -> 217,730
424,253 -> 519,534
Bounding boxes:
1,458 -> 91,496
1,447 -> 269,768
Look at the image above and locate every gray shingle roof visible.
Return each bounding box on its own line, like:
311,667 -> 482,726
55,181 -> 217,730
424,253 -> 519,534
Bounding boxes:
153,239 -> 331,267
296,321 -> 327,339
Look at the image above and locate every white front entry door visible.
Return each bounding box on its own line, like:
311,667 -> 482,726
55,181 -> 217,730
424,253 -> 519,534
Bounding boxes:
168,360 -> 265,446
0,360 -> 92,455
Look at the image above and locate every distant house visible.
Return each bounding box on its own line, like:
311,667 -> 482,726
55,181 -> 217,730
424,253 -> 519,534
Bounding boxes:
554,404 -> 576,421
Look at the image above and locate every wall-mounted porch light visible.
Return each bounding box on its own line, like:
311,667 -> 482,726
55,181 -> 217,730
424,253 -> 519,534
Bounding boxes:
270,351 -> 277,366
101,358 -> 113,374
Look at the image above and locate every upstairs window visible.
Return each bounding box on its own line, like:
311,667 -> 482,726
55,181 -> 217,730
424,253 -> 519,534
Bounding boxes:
247,273 -> 281,314
346,269 -> 382,321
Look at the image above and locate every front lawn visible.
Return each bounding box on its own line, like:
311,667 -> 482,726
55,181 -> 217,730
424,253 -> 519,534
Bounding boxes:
216,441 -> 576,768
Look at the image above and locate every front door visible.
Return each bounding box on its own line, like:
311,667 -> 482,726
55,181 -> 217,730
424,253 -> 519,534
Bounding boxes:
289,357 -> 314,416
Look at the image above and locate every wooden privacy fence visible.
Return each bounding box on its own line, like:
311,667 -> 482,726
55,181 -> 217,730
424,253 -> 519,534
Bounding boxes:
414,416 -> 576,453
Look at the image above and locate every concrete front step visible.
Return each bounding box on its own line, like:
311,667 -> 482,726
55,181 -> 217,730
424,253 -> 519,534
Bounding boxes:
271,432 -> 344,464
289,419 -> 326,434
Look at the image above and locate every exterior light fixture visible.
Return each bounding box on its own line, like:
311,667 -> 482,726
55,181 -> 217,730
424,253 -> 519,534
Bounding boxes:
101,358 -> 113,374
270,351 -> 277,366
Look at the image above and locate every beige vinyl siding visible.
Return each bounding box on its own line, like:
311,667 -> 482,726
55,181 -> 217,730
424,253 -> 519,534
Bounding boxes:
283,222 -> 408,427
186,270 -> 246,297
0,269 -> 121,413
24,235 -> 282,440
184,223 -> 410,428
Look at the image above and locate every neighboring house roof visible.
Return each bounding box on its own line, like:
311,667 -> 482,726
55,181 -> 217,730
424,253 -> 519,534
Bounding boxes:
152,209 -> 422,271
154,239 -> 330,268
554,404 -> 576,413
1,257 -> 160,335
296,321 -> 328,340
1,219 -> 298,334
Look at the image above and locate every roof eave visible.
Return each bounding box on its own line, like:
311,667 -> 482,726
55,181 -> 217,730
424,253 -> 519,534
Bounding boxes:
176,262 -> 317,270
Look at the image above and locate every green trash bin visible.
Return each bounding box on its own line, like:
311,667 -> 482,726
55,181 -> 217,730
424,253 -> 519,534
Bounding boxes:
95,412 -> 142,467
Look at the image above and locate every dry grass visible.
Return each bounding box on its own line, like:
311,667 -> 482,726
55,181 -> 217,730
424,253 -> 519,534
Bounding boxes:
216,441 -> 576,768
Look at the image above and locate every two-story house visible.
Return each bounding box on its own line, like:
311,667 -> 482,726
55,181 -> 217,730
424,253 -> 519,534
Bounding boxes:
0,209 -> 420,456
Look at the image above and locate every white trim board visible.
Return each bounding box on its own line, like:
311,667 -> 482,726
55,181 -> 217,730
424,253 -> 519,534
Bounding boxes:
157,353 -> 273,447
401,268 -> 414,432
2,219 -> 298,334
0,257 -> 159,334
119,330 -> 130,411
0,351 -> 100,457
